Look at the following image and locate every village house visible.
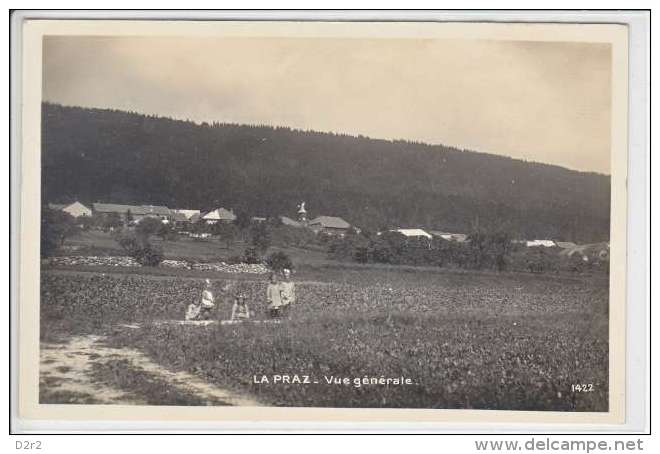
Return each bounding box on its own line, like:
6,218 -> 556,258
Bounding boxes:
558,242 -> 609,262
92,203 -> 172,223
171,211 -> 191,228
308,215 -> 351,236
173,209 -> 200,220
93,203 -> 144,222
48,201 -> 92,218
428,230 -> 468,243
201,207 -> 236,225
141,205 -> 172,222
390,228 -> 433,240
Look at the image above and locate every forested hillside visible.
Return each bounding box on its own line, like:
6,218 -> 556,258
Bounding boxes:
42,103 -> 610,242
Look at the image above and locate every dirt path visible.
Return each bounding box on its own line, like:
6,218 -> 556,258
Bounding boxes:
40,334 -> 260,406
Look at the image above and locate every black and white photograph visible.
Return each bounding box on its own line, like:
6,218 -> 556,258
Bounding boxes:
16,18 -> 631,423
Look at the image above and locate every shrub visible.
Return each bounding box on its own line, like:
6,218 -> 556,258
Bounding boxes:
327,233 -> 370,261
213,223 -> 239,249
464,230 -> 513,270
525,248 -> 558,274
136,244 -> 164,267
157,222 -> 178,241
136,217 -> 163,239
191,220 -> 211,234
568,253 -> 586,273
78,215 -> 96,231
265,251 -> 293,272
250,223 -> 271,254
102,212 -> 123,232
41,207 -> 79,257
243,247 -> 261,264
354,246 -> 369,263
233,210 -> 252,230
117,233 -> 164,267
270,225 -> 318,248
367,231 -> 407,264
225,255 -> 245,265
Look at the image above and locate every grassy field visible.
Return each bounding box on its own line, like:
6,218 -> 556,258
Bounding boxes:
59,230 -> 335,266
40,264 -> 609,411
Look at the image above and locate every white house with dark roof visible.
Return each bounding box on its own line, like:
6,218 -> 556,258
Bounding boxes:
49,201 -> 92,218
201,207 -> 236,224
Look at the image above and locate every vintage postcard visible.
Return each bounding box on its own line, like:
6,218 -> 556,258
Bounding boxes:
16,19 -> 628,426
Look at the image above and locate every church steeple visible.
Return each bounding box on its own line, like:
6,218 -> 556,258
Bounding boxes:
297,201 -> 307,223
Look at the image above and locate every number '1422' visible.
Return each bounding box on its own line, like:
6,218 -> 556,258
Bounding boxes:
571,383 -> 594,392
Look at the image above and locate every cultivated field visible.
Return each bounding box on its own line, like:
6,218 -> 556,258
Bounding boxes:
40,265 -> 609,411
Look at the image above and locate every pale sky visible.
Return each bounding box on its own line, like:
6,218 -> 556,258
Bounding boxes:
42,36 -> 612,174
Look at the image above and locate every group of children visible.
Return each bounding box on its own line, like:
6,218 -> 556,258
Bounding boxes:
266,268 -> 296,318
184,268 -> 296,322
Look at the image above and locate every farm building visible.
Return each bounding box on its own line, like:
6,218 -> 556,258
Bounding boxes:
428,230 -> 468,243
48,201 -> 92,218
173,209 -> 200,220
201,207 -> 236,224
141,205 -> 172,221
526,240 -> 556,248
559,242 -> 609,261
390,228 -> 433,240
171,211 -> 190,228
308,216 -> 351,236
93,203 -> 144,221
92,203 -> 172,222
251,216 -> 267,223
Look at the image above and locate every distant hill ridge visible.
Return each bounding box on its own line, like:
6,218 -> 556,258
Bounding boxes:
41,103 -> 610,242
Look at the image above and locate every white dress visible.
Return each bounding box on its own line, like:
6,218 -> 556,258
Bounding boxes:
185,303 -> 201,321
201,289 -> 215,308
185,289 -> 214,320
280,281 -> 296,306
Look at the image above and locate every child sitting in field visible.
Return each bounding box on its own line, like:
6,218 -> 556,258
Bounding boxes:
185,278 -> 215,321
230,293 -> 250,321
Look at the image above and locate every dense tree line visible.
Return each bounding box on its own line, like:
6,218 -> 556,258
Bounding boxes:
327,230 -> 515,271
42,103 -> 610,242
327,230 -> 609,274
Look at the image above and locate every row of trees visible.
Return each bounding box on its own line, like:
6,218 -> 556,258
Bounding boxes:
327,230 -> 609,274
327,230 -> 515,271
